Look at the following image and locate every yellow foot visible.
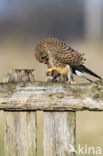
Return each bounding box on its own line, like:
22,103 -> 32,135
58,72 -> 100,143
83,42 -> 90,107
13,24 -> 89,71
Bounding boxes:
46,67 -> 56,73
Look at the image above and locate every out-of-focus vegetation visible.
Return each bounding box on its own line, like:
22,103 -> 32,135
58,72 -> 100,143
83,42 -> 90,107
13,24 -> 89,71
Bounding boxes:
0,0 -> 103,155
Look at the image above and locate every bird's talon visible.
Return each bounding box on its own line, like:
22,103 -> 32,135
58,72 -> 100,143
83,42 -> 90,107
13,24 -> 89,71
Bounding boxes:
47,68 -> 56,73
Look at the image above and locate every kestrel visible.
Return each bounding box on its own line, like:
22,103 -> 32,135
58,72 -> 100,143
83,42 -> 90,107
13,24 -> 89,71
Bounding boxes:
34,38 -> 102,83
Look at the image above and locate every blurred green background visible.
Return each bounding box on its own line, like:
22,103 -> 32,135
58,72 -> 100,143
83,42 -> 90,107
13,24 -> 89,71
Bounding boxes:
0,0 -> 103,156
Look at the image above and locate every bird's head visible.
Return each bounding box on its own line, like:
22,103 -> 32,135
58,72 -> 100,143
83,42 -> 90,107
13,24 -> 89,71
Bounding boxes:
34,43 -> 49,64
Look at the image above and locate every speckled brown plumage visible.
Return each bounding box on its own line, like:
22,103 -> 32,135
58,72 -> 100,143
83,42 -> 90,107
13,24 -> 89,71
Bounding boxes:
34,38 -> 102,82
35,38 -> 86,66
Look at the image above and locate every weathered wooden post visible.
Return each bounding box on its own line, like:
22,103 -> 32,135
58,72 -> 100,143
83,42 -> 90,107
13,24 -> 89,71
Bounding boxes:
43,111 -> 76,156
4,69 -> 37,156
1,69 -> 102,156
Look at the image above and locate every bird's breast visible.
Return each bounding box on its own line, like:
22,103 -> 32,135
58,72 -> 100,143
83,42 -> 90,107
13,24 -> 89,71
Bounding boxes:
56,65 -> 70,75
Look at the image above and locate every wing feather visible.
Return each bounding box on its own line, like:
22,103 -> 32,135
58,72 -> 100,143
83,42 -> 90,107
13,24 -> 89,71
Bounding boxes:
43,38 -> 86,65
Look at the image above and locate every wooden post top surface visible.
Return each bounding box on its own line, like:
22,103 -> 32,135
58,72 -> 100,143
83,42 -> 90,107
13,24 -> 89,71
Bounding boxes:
0,69 -> 103,111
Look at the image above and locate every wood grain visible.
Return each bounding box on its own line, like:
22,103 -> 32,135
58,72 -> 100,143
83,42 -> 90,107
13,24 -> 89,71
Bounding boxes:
4,69 -> 37,156
0,81 -> 103,111
4,111 -> 37,156
43,111 -> 76,156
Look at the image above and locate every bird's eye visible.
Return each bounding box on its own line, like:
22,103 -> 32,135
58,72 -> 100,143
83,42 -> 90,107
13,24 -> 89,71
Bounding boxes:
41,56 -> 46,59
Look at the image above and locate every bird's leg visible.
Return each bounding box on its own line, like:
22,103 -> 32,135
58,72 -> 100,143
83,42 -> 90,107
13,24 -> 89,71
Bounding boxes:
70,73 -> 75,84
60,74 -> 68,82
67,67 -> 75,84
46,67 -> 57,74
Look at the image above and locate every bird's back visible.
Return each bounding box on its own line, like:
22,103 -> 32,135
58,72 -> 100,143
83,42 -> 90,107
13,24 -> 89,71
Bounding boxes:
41,38 -> 86,65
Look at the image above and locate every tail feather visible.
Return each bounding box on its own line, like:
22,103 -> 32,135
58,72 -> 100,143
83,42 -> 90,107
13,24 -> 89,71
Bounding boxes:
75,70 -> 93,82
71,64 -> 102,80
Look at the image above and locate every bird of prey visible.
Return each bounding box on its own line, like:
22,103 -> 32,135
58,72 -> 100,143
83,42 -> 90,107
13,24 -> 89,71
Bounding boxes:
34,38 -> 102,83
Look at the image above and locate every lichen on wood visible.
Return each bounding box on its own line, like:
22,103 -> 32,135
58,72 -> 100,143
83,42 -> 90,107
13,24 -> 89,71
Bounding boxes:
0,80 -> 103,111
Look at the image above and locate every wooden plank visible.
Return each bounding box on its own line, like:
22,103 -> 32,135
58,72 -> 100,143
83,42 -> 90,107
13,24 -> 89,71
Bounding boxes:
4,69 -> 37,156
43,111 -> 76,156
4,111 -> 37,156
0,81 -> 103,111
